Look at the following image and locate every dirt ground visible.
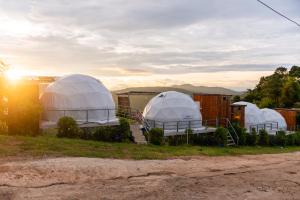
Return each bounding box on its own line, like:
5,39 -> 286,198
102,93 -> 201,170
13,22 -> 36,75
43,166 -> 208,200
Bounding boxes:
0,152 -> 299,200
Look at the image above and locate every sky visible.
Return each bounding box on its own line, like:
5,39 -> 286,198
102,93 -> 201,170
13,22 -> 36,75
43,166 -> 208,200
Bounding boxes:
0,0 -> 299,91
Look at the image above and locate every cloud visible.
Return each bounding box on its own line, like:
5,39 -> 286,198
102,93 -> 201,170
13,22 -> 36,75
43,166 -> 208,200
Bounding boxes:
0,0 -> 299,90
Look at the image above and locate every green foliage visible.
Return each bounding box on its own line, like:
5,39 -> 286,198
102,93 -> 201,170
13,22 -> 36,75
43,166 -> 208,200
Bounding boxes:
289,65 -> 300,77
57,117 -> 133,143
231,123 -> 246,145
8,99 -> 42,136
268,135 -> 276,146
232,95 -> 241,103
275,131 -> 287,146
57,116 -> 80,138
258,129 -> 269,146
149,128 -> 164,145
246,128 -> 257,146
294,132 -> 300,145
85,118 -> 132,142
259,97 -> 275,108
0,121 -> 8,135
243,66 -> 300,108
287,134 -> 296,146
279,78 -> 300,107
214,127 -> 228,146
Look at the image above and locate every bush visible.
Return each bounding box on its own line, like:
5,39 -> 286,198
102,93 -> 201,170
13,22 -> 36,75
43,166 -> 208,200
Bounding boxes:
231,123 -> 246,145
7,100 -> 42,136
214,127 -> 228,146
149,128 -> 164,145
287,133 -> 296,146
246,128 -> 257,146
92,118 -> 132,142
0,121 -> 8,135
258,129 -> 269,146
269,135 -> 276,146
57,116 -> 80,138
294,132 -> 300,145
167,129 -> 194,146
275,131 -> 287,146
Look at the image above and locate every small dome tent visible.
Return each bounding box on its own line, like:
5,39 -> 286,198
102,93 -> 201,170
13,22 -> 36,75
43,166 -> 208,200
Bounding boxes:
143,91 -> 204,135
261,108 -> 287,132
40,74 -> 117,127
233,101 -> 265,132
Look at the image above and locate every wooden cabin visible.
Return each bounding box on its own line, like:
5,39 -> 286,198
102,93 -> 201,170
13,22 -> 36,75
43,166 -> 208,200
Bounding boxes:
193,94 -> 231,120
7,77 -> 56,135
116,91 -> 159,112
275,108 -> 300,131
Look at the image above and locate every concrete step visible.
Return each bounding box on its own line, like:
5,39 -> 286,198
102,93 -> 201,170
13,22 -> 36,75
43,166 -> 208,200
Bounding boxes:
130,124 -> 147,144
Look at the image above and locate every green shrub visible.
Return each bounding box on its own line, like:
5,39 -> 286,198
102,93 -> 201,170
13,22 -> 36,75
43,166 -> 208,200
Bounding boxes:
57,116 -> 80,138
149,128 -> 164,145
287,133 -> 296,146
92,118 -> 132,142
214,127 -> 228,146
246,128 -> 257,146
294,132 -> 300,145
0,121 -> 8,135
258,129 -> 269,146
275,131 -> 287,146
269,135 -> 276,146
231,123 -> 246,145
8,100 -> 42,136
166,129 -> 194,146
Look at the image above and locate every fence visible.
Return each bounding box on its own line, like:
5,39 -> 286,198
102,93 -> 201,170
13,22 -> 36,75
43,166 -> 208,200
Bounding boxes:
249,122 -> 279,133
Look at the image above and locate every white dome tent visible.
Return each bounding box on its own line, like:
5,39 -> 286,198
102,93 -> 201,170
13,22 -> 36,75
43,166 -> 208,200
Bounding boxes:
40,74 -> 118,128
143,91 -> 205,136
261,108 -> 287,133
233,101 -> 266,132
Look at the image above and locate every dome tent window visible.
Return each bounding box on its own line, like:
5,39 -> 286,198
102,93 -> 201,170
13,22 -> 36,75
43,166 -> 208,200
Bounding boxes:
143,91 -> 205,136
40,74 -> 118,128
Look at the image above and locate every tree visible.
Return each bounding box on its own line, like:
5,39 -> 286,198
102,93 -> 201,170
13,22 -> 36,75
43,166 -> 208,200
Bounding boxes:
289,65 -> 300,78
0,59 -> 8,121
280,78 -> 300,108
232,95 -> 241,103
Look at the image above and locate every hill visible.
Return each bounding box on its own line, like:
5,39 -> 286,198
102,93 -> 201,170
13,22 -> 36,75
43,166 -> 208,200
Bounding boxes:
114,84 -> 243,96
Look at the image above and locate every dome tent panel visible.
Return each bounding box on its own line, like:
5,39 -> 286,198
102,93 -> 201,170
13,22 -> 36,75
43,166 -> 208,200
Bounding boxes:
261,108 -> 287,132
143,91 -> 203,135
40,74 -> 117,127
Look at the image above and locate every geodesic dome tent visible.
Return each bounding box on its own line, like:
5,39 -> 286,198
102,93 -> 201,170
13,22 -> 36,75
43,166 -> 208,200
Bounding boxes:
40,74 -> 118,128
233,101 -> 265,132
261,108 -> 287,131
143,91 -> 204,135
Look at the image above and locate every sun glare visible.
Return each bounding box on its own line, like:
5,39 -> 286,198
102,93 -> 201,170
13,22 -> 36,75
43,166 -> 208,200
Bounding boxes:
5,69 -> 23,81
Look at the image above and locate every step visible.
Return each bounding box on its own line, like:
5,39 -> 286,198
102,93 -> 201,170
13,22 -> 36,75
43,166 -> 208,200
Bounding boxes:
130,124 -> 147,144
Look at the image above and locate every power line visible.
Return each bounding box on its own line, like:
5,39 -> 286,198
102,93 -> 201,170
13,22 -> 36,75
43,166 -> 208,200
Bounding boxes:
257,0 -> 300,28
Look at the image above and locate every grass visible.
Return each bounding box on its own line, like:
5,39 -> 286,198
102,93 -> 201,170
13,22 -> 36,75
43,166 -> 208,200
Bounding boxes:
0,134 -> 300,159
0,134 -> 300,160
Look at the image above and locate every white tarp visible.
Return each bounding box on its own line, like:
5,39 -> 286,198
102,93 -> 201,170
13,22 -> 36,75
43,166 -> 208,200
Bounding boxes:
233,101 -> 265,131
261,108 -> 287,131
40,74 -> 117,125
143,91 -> 203,134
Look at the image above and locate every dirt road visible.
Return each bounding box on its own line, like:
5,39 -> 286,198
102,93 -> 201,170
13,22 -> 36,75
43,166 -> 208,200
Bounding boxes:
0,152 -> 300,199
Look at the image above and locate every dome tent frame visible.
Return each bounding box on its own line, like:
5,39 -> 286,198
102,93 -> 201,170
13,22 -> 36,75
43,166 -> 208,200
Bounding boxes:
40,74 -> 118,128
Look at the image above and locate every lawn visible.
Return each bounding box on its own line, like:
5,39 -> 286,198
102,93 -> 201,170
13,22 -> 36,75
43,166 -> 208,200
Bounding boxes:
0,134 -> 300,160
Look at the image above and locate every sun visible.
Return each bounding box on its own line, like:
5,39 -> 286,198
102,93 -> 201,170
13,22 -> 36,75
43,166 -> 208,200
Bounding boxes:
4,69 -> 23,81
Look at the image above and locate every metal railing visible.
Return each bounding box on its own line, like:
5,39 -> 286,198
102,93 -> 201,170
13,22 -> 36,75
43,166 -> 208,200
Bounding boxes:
249,121 -> 279,132
41,108 -> 121,127
144,119 -> 203,133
